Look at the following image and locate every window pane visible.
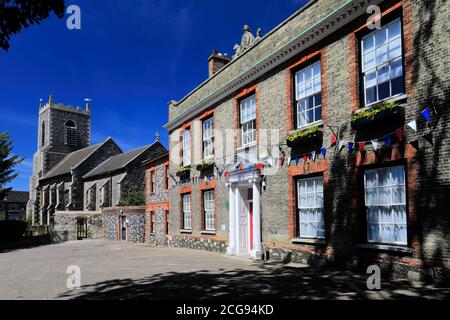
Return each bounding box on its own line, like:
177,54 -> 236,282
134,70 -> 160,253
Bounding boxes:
378,64 -> 390,83
375,28 -> 387,46
314,106 -> 322,123
378,81 -> 390,101
365,70 -> 377,88
391,75 -> 404,96
388,20 -> 401,39
390,58 -> 403,79
363,52 -> 375,71
363,35 -> 374,53
366,86 -> 377,105
389,37 -> 402,60
376,44 -> 389,65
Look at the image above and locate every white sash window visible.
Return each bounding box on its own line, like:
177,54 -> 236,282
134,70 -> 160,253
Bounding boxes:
203,190 -> 215,231
182,129 -> 191,166
182,194 -> 192,230
295,61 -> 322,128
203,117 -> 214,159
364,165 -> 407,245
240,95 -> 257,146
297,176 -> 325,239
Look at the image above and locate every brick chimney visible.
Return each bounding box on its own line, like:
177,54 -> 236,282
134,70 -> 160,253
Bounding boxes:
208,50 -> 231,78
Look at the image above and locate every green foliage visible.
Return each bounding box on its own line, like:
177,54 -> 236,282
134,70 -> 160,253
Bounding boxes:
118,186 -> 144,207
287,125 -> 322,142
177,166 -> 191,174
196,160 -> 215,171
0,0 -> 66,51
0,132 -> 24,201
0,220 -> 28,241
352,100 -> 397,122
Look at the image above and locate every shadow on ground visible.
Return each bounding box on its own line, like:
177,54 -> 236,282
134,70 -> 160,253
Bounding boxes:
59,263 -> 450,300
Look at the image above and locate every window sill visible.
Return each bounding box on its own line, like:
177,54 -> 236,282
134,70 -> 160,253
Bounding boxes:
357,243 -> 412,254
295,121 -> 323,132
180,229 -> 192,234
292,238 -> 326,245
201,230 -> 216,235
358,94 -> 408,112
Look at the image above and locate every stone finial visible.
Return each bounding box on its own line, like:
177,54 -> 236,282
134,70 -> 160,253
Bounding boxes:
155,131 -> 160,143
84,98 -> 92,112
48,95 -> 54,106
39,98 -> 43,109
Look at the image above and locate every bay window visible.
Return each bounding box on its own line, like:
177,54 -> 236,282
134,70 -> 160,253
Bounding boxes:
362,18 -> 404,106
295,61 -> 322,128
239,95 -> 256,146
297,176 -> 325,239
364,165 -> 407,245
203,117 -> 214,159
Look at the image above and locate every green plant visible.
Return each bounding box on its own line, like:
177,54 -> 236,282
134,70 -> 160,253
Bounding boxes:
196,160 -> 214,171
118,186 -> 144,206
351,100 -> 397,122
0,132 -> 24,201
287,125 -> 322,142
177,166 -> 190,173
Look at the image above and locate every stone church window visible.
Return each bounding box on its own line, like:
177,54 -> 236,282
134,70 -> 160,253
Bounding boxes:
41,121 -> 46,147
65,120 -> 77,146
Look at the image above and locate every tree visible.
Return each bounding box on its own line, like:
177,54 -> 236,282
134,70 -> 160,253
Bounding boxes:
118,186 -> 144,207
0,0 -> 66,51
0,132 -> 23,201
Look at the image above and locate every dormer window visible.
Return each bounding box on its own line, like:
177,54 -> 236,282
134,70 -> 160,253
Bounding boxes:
65,120 -> 77,146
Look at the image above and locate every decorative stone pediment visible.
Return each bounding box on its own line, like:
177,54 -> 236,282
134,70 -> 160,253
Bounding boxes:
233,25 -> 262,59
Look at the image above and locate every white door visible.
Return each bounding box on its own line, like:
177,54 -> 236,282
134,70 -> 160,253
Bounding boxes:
238,193 -> 249,254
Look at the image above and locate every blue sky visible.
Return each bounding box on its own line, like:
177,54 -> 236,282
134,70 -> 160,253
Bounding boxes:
0,0 -> 308,191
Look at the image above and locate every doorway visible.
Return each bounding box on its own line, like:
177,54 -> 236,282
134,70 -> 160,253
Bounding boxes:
119,215 -> 127,241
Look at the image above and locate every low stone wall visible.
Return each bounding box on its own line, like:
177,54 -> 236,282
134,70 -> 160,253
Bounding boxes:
102,206 -> 146,243
52,211 -> 102,242
262,244 -> 450,284
168,235 -> 227,253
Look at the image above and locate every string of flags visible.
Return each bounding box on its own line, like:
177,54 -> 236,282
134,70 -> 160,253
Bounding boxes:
283,106 -> 435,166
171,106 -> 436,187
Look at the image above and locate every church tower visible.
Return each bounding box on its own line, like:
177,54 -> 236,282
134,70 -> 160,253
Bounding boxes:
27,95 -> 91,224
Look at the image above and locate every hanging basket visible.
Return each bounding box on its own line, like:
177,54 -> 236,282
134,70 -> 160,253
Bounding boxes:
351,103 -> 403,131
196,161 -> 215,172
176,167 -> 191,179
287,127 -> 323,148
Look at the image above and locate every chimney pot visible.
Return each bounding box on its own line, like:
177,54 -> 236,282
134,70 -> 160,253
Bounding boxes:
208,50 -> 231,78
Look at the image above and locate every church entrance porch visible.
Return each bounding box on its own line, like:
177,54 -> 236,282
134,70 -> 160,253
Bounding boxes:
226,169 -> 262,259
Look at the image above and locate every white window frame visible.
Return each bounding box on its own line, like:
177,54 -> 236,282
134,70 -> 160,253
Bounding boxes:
203,190 -> 215,231
364,165 -> 407,246
203,117 -> 214,159
297,176 -> 325,239
361,18 -> 405,107
295,61 -> 322,129
182,129 -> 191,167
239,95 -> 257,147
182,194 -> 192,230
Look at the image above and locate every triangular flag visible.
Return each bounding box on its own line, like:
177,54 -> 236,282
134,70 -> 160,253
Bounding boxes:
311,151 -> 316,162
303,155 -> 308,163
257,162 -> 264,170
395,128 -> 403,141
338,141 -> 345,152
295,157 -> 300,166
421,108 -> 431,122
371,140 -> 379,151
348,142 -> 354,153
321,147 -> 327,158
407,120 -> 417,132
287,156 -> 291,166
359,142 -> 365,151
385,135 -> 391,147
279,155 -> 285,167
331,134 -> 337,145
248,165 -> 253,172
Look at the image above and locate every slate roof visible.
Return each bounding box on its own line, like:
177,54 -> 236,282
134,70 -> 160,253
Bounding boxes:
1,191 -> 29,203
41,138 -> 112,181
82,143 -> 158,180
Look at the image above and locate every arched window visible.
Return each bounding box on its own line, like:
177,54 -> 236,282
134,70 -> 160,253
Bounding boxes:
41,121 -> 46,147
65,120 -> 77,146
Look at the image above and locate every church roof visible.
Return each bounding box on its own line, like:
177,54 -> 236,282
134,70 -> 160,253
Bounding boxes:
41,138 -> 113,181
1,191 -> 29,203
82,142 -> 162,180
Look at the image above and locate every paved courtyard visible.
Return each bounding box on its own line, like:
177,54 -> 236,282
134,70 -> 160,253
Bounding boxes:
0,240 -> 448,300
